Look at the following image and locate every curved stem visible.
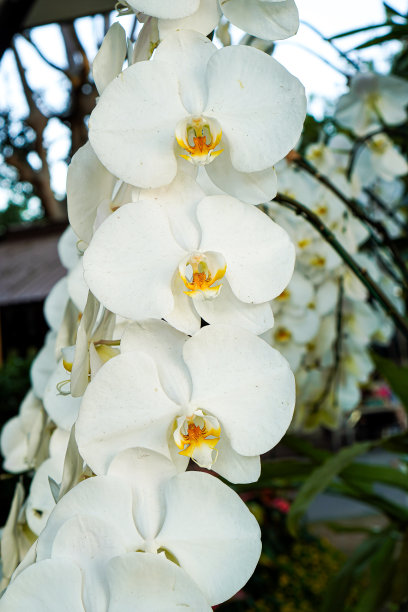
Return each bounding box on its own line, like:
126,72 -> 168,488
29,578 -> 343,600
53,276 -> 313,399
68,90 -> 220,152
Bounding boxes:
273,192 -> 408,340
294,156 -> 408,286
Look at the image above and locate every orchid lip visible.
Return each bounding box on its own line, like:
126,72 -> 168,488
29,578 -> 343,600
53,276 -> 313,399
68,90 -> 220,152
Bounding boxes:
175,115 -> 223,166
178,251 -> 227,300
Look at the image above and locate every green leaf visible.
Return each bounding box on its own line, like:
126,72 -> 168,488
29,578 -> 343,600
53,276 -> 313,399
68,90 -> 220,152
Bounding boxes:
342,462 -> 408,492
329,22 -> 394,39
353,26 -> 408,49
331,481 -> 408,522
282,434 -> 330,463
320,532 -> 395,612
287,441 -> 372,535
353,535 -> 396,612
383,2 -> 405,18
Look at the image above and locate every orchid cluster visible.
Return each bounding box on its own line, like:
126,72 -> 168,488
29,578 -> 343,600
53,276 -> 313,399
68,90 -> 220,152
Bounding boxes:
0,2 -> 307,609
265,70 -> 408,431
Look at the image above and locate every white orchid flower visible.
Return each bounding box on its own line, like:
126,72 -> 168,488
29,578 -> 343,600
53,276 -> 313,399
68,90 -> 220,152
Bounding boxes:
354,133 -> 408,186
335,72 -> 408,136
89,30 -> 305,204
92,23 -> 128,96
0,552 -> 212,612
124,0 -> 298,41
1,391 -> 45,473
30,331 -> 58,400
264,308 -> 320,372
83,195 -> 295,335
35,448 -> 260,607
76,322 -> 295,483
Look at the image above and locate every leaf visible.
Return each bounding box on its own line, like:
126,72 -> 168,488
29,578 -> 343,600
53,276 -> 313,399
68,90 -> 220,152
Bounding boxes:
320,532 -> 394,612
372,352 -> 408,409
353,535 -> 396,612
331,481 -> 408,522
287,441 -> 372,535
353,26 -> 408,49
342,462 -> 408,492
329,22 -> 395,39
283,434 -> 330,463
383,2 -> 405,18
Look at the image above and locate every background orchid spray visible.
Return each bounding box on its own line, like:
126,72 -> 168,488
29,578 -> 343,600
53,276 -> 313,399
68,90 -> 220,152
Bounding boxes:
0,1 -> 307,609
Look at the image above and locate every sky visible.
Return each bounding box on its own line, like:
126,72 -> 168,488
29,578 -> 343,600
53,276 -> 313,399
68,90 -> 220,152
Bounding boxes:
0,0 -> 407,210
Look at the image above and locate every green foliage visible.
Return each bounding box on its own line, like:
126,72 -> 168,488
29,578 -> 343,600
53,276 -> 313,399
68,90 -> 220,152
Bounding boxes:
287,442 -> 373,535
0,350 -> 36,425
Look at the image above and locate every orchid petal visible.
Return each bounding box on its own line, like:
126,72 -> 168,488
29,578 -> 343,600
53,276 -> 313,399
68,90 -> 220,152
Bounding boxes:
89,61 -> 186,187
198,195 -> 295,302
205,45 -> 306,172
158,471 -> 261,605
107,552 -> 211,611
184,325 -> 295,456
83,202 -> 184,321
76,352 -> 180,474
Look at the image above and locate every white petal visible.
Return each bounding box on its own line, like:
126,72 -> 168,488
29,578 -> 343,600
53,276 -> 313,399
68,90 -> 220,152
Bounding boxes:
43,360 -> 81,431
222,0 -> 299,41
83,202 -> 185,321
89,61 -> 186,187
1,417 -> 28,473
165,272 -> 202,335
198,195 -> 295,302
0,559 -> 85,612
159,0 -> 220,38
36,476 -> 142,562
194,279 -> 274,334
206,145 -> 278,204
93,23 -> 127,95
127,0 -> 200,19
50,515 -> 127,612
158,471 -> 261,605
67,141 -> 116,244
57,227 -> 81,270
26,457 -> 63,536
184,325 -> 295,455
212,434 -> 261,484
121,320 -> 191,406
139,168 -> 203,252
30,331 -> 57,400
107,552 -> 211,611
108,448 -> 179,541
205,45 -> 306,172
154,30 -> 217,115
44,278 -> 68,332
76,352 -> 179,474
67,259 -> 88,313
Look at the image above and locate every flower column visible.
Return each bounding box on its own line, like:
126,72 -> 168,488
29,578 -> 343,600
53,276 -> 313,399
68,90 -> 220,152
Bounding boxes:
0,3 -> 306,610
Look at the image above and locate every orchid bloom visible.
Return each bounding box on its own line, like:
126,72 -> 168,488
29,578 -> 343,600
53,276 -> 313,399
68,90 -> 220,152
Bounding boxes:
89,30 -> 305,204
83,194 -> 295,335
76,321 -> 295,483
34,448 -> 260,607
335,72 -> 408,136
123,0 -> 299,41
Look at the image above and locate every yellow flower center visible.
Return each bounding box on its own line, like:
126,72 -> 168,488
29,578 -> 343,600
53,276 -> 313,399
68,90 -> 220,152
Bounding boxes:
179,251 -> 226,299
175,116 -> 223,166
173,411 -> 221,469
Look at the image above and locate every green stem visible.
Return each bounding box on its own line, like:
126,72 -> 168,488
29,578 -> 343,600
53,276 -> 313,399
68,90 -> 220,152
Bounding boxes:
274,192 -> 408,340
